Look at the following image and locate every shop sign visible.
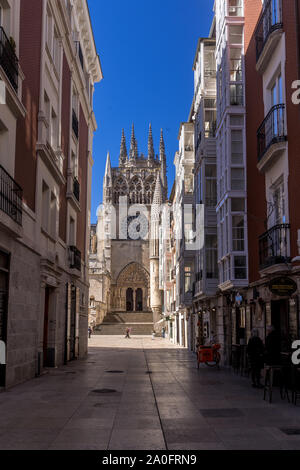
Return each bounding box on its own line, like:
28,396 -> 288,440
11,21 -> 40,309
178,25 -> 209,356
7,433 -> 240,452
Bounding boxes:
269,277 -> 297,297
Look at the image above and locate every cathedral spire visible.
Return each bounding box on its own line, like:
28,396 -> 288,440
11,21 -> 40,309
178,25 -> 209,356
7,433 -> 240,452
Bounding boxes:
104,151 -> 112,186
103,151 -> 112,203
159,129 -> 168,201
151,172 -> 163,219
159,128 -> 166,160
129,123 -> 138,161
119,129 -> 127,166
148,123 -> 154,160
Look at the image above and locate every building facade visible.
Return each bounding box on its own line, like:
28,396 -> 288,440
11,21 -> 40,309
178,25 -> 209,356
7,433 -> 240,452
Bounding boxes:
89,126 -> 168,331
0,0 -> 102,388
242,0 -> 300,352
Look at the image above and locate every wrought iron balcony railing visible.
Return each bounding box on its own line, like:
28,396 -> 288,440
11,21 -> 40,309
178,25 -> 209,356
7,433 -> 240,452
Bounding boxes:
257,103 -> 286,162
256,0 -> 283,61
72,109 -> 79,139
0,164 -> 22,225
0,27 -> 18,91
69,245 -> 81,271
73,176 -> 80,202
259,223 -> 290,269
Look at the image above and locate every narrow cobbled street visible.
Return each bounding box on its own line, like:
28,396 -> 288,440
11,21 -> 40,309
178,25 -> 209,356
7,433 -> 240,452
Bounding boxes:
0,336 -> 300,450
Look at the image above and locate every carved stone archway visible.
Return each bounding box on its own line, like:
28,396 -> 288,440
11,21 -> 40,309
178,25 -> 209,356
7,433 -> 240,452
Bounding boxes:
112,262 -> 150,312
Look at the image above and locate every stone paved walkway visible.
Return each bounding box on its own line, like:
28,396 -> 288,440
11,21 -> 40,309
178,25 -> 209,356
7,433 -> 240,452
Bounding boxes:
0,335 -> 300,450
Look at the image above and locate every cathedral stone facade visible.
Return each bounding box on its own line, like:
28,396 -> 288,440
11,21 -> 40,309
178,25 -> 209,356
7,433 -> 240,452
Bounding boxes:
89,125 -> 168,331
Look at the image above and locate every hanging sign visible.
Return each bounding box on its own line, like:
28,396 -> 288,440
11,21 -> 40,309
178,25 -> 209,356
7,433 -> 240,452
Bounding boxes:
269,277 -> 297,297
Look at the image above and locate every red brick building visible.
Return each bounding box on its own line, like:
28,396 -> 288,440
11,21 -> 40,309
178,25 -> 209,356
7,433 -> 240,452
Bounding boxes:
244,0 -> 300,350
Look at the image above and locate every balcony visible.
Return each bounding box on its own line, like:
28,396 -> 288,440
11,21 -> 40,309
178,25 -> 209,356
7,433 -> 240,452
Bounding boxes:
69,246 -> 81,271
0,27 -> 19,92
259,223 -> 290,270
256,0 -> 283,72
0,164 -> 22,225
257,104 -> 287,170
73,176 -> 80,202
72,109 -> 79,139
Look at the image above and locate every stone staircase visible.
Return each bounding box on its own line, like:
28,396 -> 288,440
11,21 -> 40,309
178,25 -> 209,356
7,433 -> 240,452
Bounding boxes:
93,312 -> 154,336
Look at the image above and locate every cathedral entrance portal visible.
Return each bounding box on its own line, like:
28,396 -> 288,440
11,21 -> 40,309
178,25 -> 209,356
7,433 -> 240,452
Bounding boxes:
126,288 -> 134,312
136,288 -> 143,312
113,262 -> 150,313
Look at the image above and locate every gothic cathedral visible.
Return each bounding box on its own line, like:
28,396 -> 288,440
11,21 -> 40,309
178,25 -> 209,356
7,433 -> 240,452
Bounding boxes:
89,125 -> 168,331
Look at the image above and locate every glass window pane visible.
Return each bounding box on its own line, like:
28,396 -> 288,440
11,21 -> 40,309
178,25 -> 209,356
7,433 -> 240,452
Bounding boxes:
234,256 -> 247,279
231,198 -> 245,212
231,168 -> 245,190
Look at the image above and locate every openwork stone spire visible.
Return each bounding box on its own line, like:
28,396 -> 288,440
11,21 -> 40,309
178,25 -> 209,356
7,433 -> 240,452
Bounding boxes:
159,128 -> 166,159
129,123 -> 138,161
119,128 -> 127,166
151,172 -> 163,220
159,129 -> 168,200
103,151 -> 112,203
104,151 -> 112,186
148,123 -> 154,160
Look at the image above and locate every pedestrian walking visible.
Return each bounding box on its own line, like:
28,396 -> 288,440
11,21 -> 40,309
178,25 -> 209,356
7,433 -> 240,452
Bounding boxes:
152,330 -> 155,340
162,327 -> 165,339
125,327 -> 131,339
247,328 -> 264,388
88,326 -> 92,339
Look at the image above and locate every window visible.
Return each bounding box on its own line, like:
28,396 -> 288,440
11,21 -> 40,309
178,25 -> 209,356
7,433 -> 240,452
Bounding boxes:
231,168 -> 245,190
69,217 -> 75,246
184,223 -> 194,244
229,25 -> 243,45
205,165 -> 217,207
53,27 -> 60,71
51,108 -> 58,149
232,215 -> 244,251
234,256 -> 247,279
184,266 -> 192,293
44,92 -> 50,142
46,9 -> 52,51
272,180 -> 285,226
204,109 -> 217,138
230,48 -> 242,82
230,84 -> 243,106
42,181 -> 49,232
231,130 -> 243,164
230,115 -> 244,126
206,235 -> 218,278
231,198 -> 245,212
228,0 -> 243,16
50,192 -> 57,238
71,151 -> 78,177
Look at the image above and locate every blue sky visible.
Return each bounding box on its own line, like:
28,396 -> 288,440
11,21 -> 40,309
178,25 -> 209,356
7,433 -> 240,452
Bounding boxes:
88,0 -> 214,223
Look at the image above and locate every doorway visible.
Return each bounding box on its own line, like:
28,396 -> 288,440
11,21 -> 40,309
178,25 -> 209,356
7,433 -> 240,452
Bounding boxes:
70,285 -> 76,360
235,307 -> 246,345
271,299 -> 289,351
126,288 -> 133,312
0,250 -> 9,387
136,288 -> 143,311
43,287 -> 50,367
